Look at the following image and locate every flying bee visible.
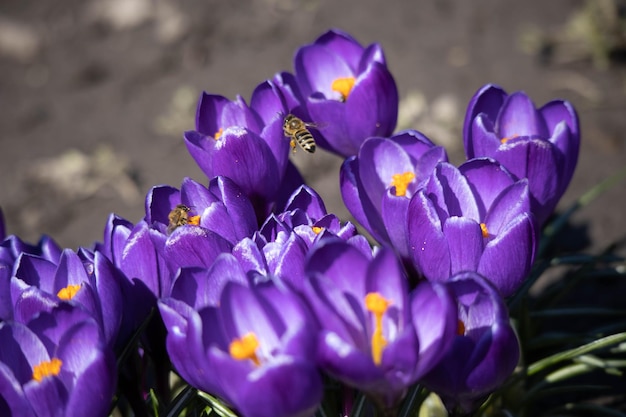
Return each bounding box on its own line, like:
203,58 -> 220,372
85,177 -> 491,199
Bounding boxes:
167,204 -> 192,234
282,114 -> 317,154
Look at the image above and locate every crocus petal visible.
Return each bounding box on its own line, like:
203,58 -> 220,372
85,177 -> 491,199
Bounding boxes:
316,29 -> 364,71
226,358 -> 322,417
540,99 -> 579,139
408,191 -> 450,281
210,127 -> 280,199
196,93 -> 230,135
295,45 -> 354,98
463,84 -> 507,157
164,227 -> 232,271
548,121 -> 578,197
469,115 -> 501,158
460,158 -> 515,217
496,92 -> 548,138
410,281 -> 457,377
208,176 -> 258,240
484,180 -> 531,235
478,213 -> 536,297
444,216 -> 484,275
0,362 -> 36,417
345,62 -> 398,142
359,137 -> 413,214
340,157 -> 390,245
381,191 -> 411,258
250,80 -> 288,126
306,239 -> 368,297
493,138 -> 561,225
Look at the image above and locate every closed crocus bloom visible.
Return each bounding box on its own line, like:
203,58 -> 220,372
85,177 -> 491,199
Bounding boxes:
0,304 -> 116,417
302,241 -> 457,411
294,29 -> 399,157
421,272 -> 520,415
340,130 -> 448,259
463,84 -> 580,225
159,279 -> 322,417
184,82 -> 303,220
408,159 -> 537,297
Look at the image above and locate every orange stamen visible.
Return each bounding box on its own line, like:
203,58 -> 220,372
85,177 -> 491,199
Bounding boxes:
311,226 -> 323,235
500,134 -> 518,144
390,172 -> 416,197
57,284 -> 81,300
365,292 -> 392,365
331,77 -> 356,102
229,332 -> 261,366
214,127 -> 224,140
32,358 -> 62,382
457,320 -> 466,335
480,223 -> 489,238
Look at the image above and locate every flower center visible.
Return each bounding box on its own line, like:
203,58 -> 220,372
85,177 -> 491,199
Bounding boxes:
57,284 -> 81,300
500,133 -> 518,144
311,226 -> 323,235
457,320 -> 466,335
365,292 -> 392,365
480,222 -> 489,238
188,215 -> 201,226
214,127 -> 224,140
32,358 -> 62,382
229,332 -> 261,366
331,77 -> 356,102
390,171 -> 416,197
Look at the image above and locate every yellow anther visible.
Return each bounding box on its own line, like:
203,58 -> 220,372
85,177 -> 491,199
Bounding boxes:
311,226 -> 323,235
32,358 -> 62,382
229,332 -> 261,366
57,284 -> 81,300
500,134 -> 518,144
365,292 -> 392,365
390,171 -> 416,197
457,320 -> 466,336
188,215 -> 201,226
214,127 -> 224,140
331,77 -> 356,102
480,223 -> 489,238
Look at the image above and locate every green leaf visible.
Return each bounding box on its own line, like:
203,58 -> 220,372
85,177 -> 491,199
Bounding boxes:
528,332 -> 626,376
530,308 -> 626,318
165,384 -> 197,417
196,391 -> 238,417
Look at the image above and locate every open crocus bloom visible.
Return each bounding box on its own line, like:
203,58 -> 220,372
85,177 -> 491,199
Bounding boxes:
463,84 -> 580,225
293,29 -> 399,157
407,159 -> 537,297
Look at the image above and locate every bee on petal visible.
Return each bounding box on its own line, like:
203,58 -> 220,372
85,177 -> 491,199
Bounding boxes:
167,204 -> 200,234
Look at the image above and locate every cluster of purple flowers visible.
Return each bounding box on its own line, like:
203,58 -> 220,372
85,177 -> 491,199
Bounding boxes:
0,29 -> 580,417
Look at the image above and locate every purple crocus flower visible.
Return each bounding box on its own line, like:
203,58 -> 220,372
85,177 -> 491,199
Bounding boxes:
0,304 -> 116,417
407,159 -> 537,297
233,185 -> 368,291
302,240 -> 457,411
340,130 -> 448,259
9,248 -> 124,350
420,272 -> 520,415
0,234 -> 62,320
184,81 -> 304,220
293,29 -> 399,157
159,279 -> 323,417
463,84 -> 580,225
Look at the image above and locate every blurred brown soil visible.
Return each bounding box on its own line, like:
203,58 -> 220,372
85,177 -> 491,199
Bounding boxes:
0,0 -> 624,260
